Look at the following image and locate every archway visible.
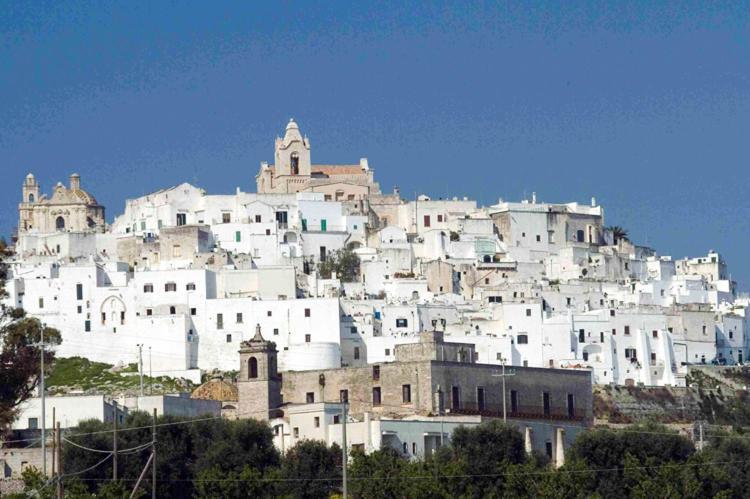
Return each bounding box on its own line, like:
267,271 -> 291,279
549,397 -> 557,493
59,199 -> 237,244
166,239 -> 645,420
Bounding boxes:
55,216 -> 65,231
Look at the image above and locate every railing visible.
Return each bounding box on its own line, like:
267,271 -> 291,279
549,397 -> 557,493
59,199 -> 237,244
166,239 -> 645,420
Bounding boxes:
449,402 -> 584,422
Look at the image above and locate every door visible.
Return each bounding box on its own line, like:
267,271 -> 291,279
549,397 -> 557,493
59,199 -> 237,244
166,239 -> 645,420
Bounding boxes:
321,219 -> 327,232
543,392 -> 551,417
477,387 -> 485,412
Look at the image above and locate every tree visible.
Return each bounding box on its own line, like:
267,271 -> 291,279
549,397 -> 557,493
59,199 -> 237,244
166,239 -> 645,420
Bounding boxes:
0,238 -> 61,428
606,226 -> 629,244
280,440 -> 341,498
317,247 -> 360,282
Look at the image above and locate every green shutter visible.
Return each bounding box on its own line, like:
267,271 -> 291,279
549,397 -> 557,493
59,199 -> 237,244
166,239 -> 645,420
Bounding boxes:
235,231 -> 241,242
321,219 -> 327,232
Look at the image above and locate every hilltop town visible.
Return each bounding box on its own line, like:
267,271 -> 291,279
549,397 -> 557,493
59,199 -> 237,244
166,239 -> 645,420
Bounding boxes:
2,119 -> 749,491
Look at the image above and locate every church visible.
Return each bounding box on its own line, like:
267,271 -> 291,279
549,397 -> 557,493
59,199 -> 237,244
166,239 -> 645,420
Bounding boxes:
255,119 -> 381,200
18,173 -> 106,234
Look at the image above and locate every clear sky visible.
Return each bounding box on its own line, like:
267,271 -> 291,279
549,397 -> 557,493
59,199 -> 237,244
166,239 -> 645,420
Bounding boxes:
2,2 -> 749,287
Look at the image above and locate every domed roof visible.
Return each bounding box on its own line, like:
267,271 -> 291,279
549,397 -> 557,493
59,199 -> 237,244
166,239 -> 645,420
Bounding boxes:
191,377 -> 238,401
48,184 -> 99,205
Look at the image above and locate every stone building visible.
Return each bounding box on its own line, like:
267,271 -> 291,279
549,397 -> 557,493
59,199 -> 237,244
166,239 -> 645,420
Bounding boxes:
237,325 -> 282,421
18,173 -> 105,234
255,119 -> 381,199
239,330 -> 593,426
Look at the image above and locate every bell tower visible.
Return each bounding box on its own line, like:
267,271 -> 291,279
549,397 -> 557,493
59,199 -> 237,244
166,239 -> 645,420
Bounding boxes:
274,118 -> 311,177
237,324 -> 282,421
19,173 -> 40,232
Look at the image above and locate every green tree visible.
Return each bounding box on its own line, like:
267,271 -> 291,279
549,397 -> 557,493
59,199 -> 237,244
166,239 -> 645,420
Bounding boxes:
280,440 -> 341,498
317,247 -> 360,282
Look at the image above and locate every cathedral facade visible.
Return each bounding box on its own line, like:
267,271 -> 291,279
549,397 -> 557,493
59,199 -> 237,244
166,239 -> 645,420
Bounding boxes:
255,119 -> 381,200
18,173 -> 106,234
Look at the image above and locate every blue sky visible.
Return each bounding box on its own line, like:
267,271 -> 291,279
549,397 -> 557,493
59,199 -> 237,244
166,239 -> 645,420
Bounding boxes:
2,1 -> 749,287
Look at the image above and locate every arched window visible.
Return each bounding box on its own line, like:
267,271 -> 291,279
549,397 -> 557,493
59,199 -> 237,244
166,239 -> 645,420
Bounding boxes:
483,255 -> 492,263
249,357 -> 258,379
55,216 -> 65,231
169,306 -> 176,315
28,193 -> 35,202
290,152 -> 299,175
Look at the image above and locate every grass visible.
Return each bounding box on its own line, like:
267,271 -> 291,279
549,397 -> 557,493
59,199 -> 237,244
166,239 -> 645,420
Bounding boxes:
47,356 -> 195,396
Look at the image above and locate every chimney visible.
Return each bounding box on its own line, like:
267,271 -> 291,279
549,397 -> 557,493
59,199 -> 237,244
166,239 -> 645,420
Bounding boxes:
69,173 -> 81,190
532,192 -> 537,204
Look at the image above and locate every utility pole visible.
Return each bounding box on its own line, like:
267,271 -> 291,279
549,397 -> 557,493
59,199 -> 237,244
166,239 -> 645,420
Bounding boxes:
435,385 -> 445,447
493,356 -> 516,423
148,346 -> 153,395
152,408 -> 157,499
113,401 -> 118,481
56,421 -> 63,499
137,344 -> 144,397
341,401 -> 348,499
40,323 -> 47,477
51,407 -> 56,481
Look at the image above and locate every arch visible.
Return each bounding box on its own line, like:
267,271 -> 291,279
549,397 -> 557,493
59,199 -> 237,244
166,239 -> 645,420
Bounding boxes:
100,296 -> 127,325
28,193 -> 35,202
290,152 -> 300,175
55,216 -> 65,231
248,357 -> 258,379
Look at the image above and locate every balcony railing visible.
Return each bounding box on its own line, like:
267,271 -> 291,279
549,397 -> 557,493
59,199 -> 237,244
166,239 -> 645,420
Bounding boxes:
448,402 -> 584,422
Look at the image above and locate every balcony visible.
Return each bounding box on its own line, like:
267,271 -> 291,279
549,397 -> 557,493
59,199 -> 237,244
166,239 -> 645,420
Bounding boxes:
449,402 -> 584,422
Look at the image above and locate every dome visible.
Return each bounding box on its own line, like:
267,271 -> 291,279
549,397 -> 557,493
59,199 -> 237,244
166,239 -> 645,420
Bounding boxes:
191,377 -> 238,401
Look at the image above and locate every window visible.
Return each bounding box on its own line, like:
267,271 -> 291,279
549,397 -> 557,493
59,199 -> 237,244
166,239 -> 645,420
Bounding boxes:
333,415 -> 340,424
412,442 -> 417,454
610,309 -> 616,317
354,347 -> 360,360
255,214 -> 262,223
217,314 -> 224,329
186,282 -> 196,291
373,365 -> 380,380
165,282 -> 176,292
248,357 -> 258,378
488,296 -> 502,303
319,246 -> 327,262
576,229 -> 584,242
84,320 -> 91,332
146,308 -> 152,316
28,417 -> 38,430
120,311 -> 125,325
226,334 -> 232,343
190,308 -> 196,316
517,334 -> 528,344
222,212 -> 231,223
567,394 -> 575,418
38,297 -> 44,309
526,308 -> 532,317
477,387 -> 486,411
77,305 -> 82,314
236,313 -> 243,324
321,219 -> 327,232
600,332 -> 604,343
385,348 -> 391,356
402,384 -> 411,403
583,351 -> 589,361
340,389 -> 349,403
172,245 -> 181,258
306,392 -> 315,403
396,318 -> 408,328
702,325 -> 707,335
650,352 -> 657,365
273,328 -> 279,335
101,312 -> 106,324
624,325 -> 631,335
305,334 -> 311,343
169,306 -> 176,315
372,387 -> 382,406
76,283 -> 83,300
144,284 -> 154,293
536,234 -> 541,242
267,310 -> 272,317
652,330 -> 658,338
290,152 -> 299,175
423,215 -> 431,227
624,348 -> 637,360
314,417 -> 320,428
350,326 -> 358,334
293,427 -> 299,438
451,386 -> 461,410
543,392 -> 551,417
579,329 -> 585,343
510,390 -> 519,414
176,213 -> 187,226
305,308 -> 311,317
